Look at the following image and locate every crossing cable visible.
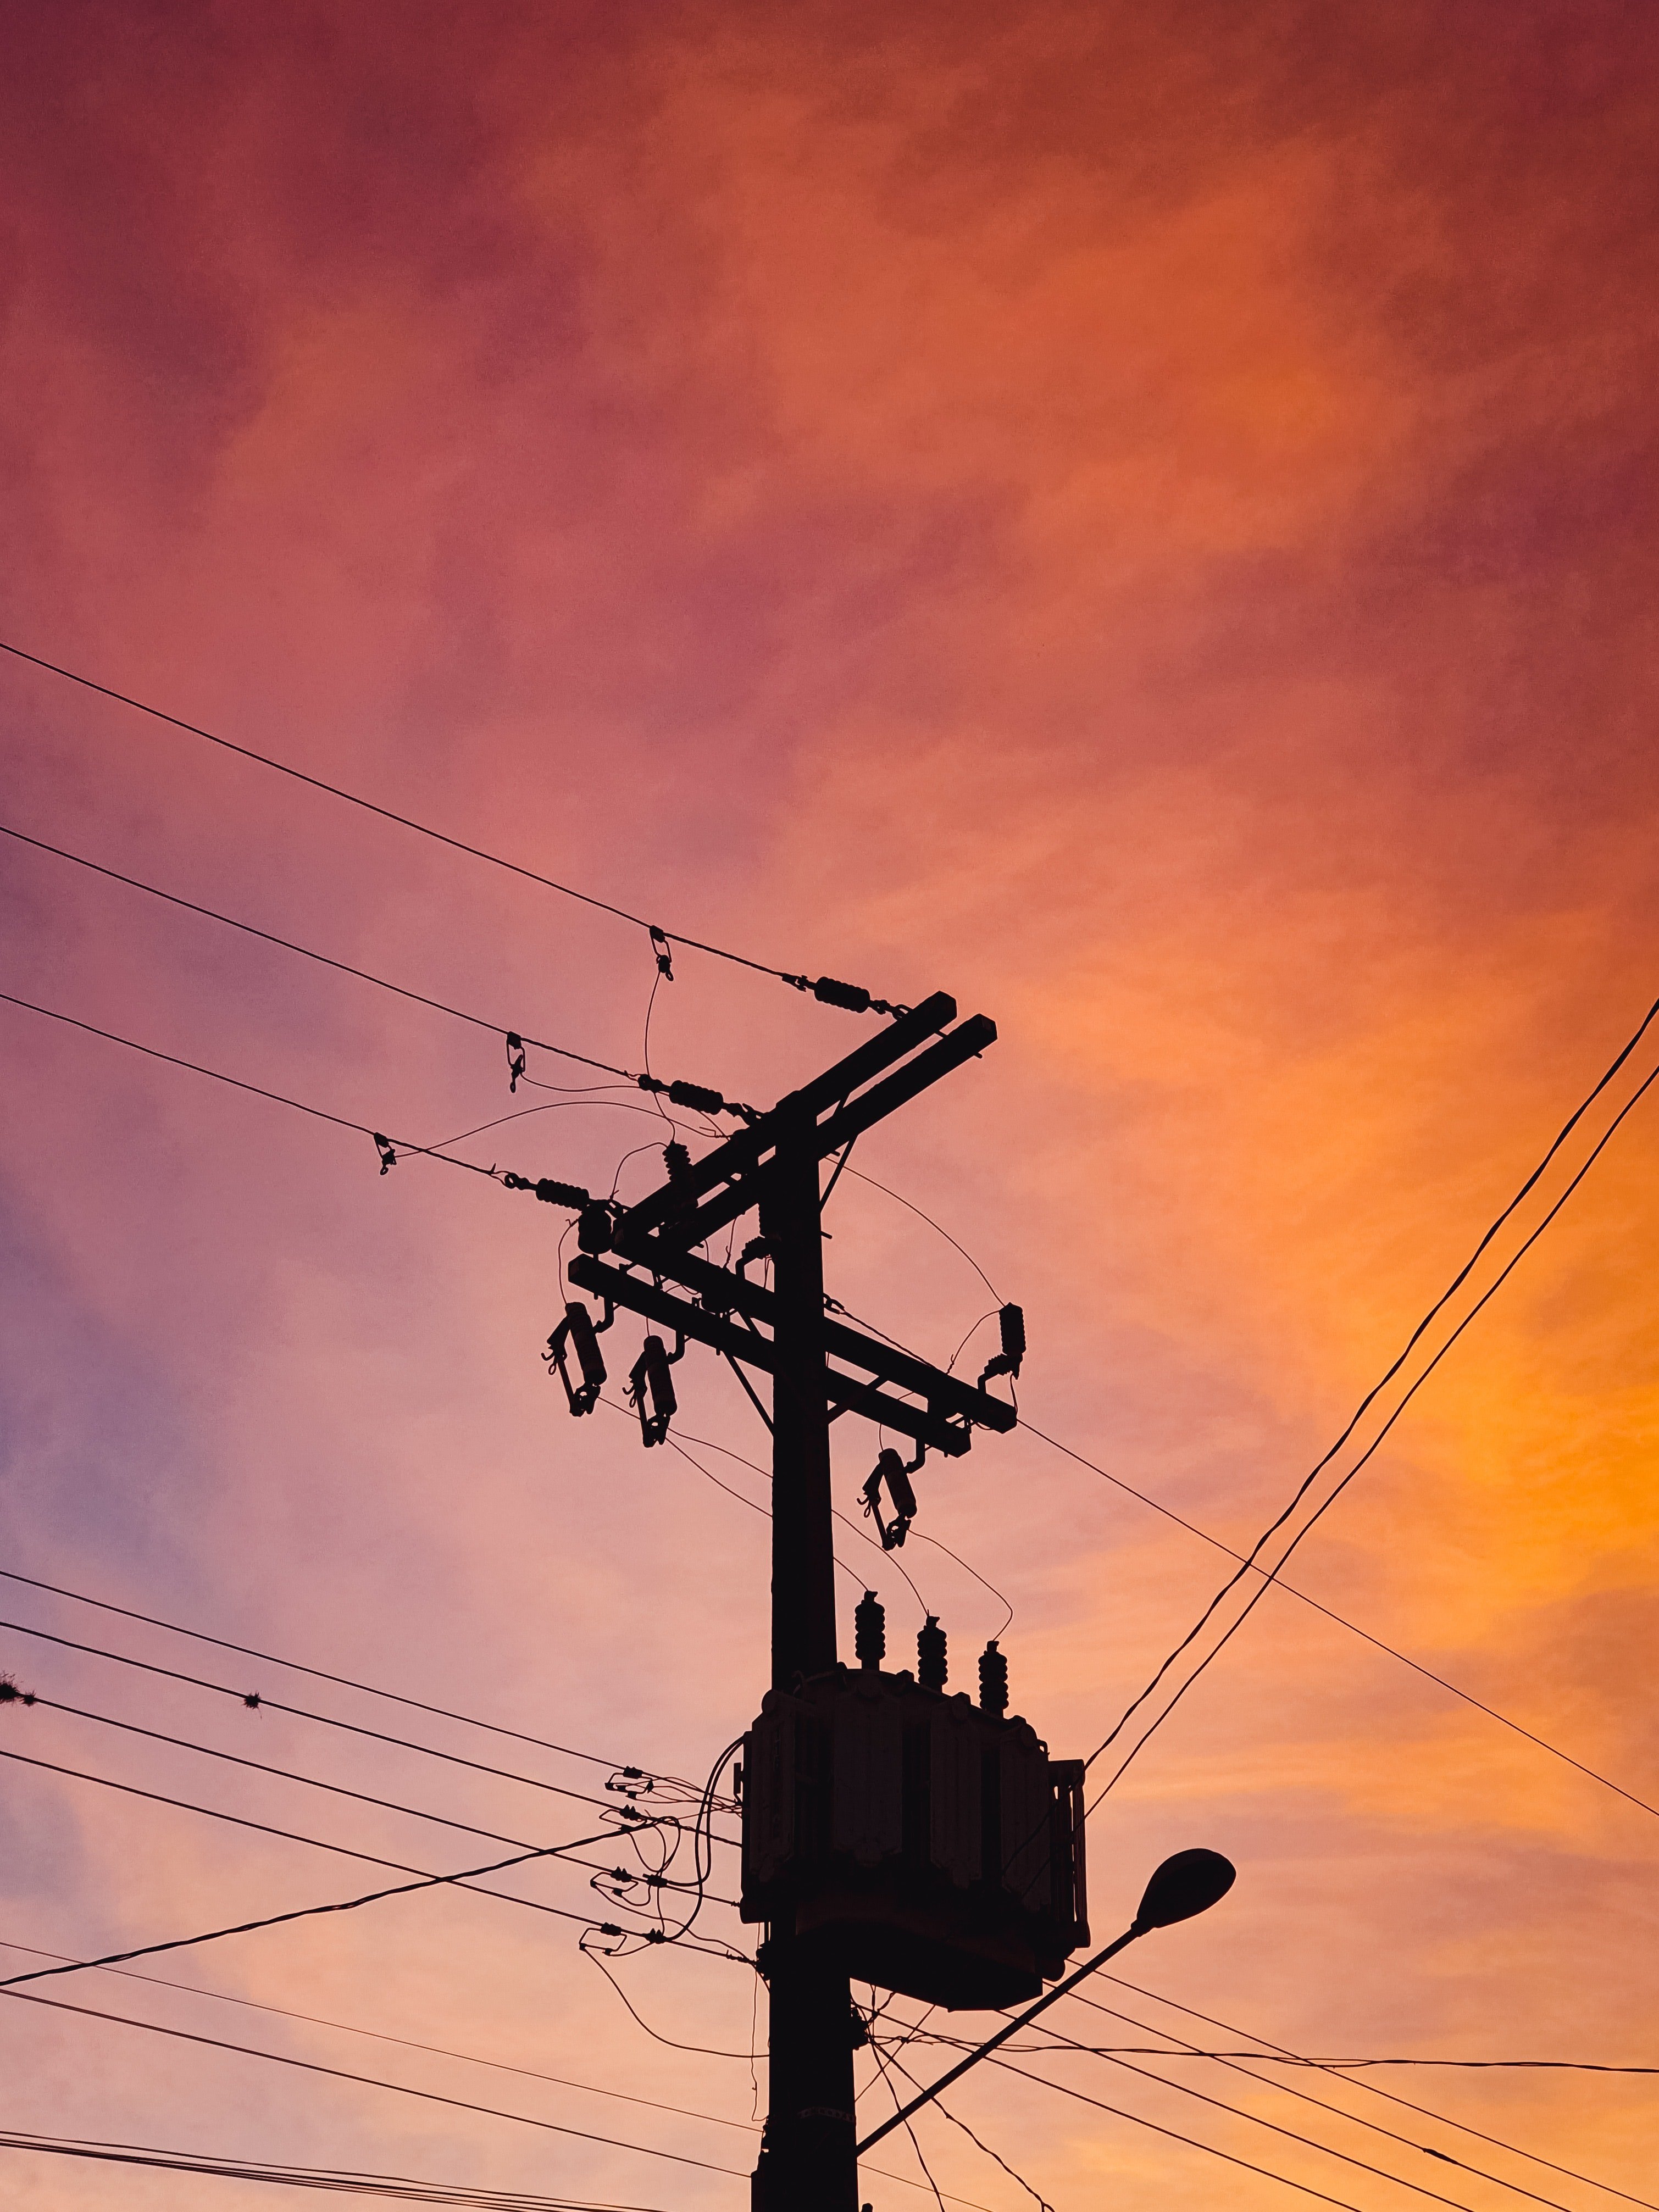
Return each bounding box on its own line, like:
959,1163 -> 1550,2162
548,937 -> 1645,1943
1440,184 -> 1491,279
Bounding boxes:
909,2016 -> 1561,2212
0,1985 -> 754,2183
974,2049 -> 1376,2212
0,1744 -> 744,1959
0,1839 -> 614,1992
0,637 -> 906,1013
0,1687 -> 740,1908
1018,1419 -> 1659,1825
1090,1973 -> 1658,2212
0,1936 -> 764,2138
0,1945 -> 980,2210
0,1563 -> 712,1798
1049,1999 -> 1652,2212
873,2043 -> 1055,2212
0,1616 -> 737,1843
1089,1045 -> 1659,1807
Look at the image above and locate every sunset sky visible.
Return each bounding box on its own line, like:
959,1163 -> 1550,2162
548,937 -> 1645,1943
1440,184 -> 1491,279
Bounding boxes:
3,5 -> 1657,2207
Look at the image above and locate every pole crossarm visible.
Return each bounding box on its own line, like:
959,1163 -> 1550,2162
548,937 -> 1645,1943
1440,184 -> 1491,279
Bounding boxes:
566,1254 -> 977,1455
612,995 -> 997,1258
598,1242 -> 1015,1436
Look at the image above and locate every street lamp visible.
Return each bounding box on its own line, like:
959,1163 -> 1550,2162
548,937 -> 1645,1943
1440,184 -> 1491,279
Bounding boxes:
854,1848 -> 1237,2156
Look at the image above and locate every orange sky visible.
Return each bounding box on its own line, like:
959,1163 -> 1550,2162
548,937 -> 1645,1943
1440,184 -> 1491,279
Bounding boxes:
3,6 -> 1657,2207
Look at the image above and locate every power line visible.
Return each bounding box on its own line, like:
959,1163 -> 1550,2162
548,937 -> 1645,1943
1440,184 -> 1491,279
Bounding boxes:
0,1744 -> 744,1948
0,1937 -> 763,2136
0,1953 -> 974,2210
1019,1419 -> 1659,1826
0,1563 -> 714,1798
0,821 -> 633,1081
0,1614 -> 736,1840
0,2133 -> 664,2211
0,1985 -> 753,2182
0,635 -> 905,1011
1082,990 -> 1659,1771
1041,2001 -> 1593,2212
974,2047 -> 1372,2211
0,988 -> 503,1182
0,1839 -> 607,1993
1090,1049 -> 1659,1806
897,2026 -> 1484,2212
0,818 -> 761,1120
2,1690 -> 739,1907
1092,1974 -> 1657,2212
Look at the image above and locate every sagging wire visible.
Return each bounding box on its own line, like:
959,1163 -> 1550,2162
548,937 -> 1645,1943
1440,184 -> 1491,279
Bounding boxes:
1,640 -> 918,1017
874,2038 -> 1055,2212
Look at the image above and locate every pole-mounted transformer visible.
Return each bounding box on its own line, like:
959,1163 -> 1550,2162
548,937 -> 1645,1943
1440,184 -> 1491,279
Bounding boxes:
741,1597 -> 1088,2010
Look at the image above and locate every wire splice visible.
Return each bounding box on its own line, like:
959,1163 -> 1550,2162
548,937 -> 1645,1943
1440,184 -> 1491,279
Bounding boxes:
372,1133 -> 398,1175
782,974 -> 912,1020
649,927 -> 674,980
505,1032 -> 528,1093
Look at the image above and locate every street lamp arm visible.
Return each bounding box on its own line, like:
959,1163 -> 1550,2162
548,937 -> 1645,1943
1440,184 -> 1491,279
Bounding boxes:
855,1922 -> 1146,2155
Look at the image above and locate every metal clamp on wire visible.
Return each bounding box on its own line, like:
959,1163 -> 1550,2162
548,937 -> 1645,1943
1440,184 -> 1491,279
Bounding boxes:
628,1331 -> 685,1447
862,1443 -> 925,1550
544,1297 -> 613,1416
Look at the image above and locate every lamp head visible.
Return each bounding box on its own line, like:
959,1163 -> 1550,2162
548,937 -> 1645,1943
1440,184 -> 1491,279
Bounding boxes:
1134,1848 -> 1236,1932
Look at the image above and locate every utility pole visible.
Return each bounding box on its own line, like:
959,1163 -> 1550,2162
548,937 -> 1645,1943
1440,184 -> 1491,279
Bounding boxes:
559,992 -> 1079,2212
753,1109 -> 854,2211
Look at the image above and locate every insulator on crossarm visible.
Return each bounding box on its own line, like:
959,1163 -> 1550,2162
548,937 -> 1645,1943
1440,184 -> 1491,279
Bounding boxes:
544,1299 -> 608,1416
663,1141 -> 692,1185
979,1303 -> 1026,1390
628,1332 -> 683,1447
978,1639 -> 1008,1718
917,1616 -> 947,1692
855,1589 -> 886,1670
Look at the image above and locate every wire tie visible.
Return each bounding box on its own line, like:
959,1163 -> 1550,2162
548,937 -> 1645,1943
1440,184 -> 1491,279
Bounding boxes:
372,1132 -> 398,1174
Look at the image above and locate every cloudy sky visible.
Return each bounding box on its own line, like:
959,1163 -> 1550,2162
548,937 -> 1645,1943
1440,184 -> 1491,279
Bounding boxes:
2,5 -> 1656,2207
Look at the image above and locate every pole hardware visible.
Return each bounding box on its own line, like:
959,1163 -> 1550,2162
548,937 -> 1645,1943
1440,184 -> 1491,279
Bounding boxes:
543,1297 -> 612,1416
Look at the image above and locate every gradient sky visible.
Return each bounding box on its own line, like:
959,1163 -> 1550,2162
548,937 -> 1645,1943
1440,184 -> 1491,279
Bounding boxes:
3,5 -> 1657,2208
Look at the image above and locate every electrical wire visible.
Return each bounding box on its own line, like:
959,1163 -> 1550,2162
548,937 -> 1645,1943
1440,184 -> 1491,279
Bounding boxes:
0,2133 -> 664,2211
0,1839 -> 604,1993
0,1744 -> 747,1950
0,1985 -> 753,2181
0,1936 -> 762,2136
0,1616 -> 737,1838
973,2047 -> 1373,2211
906,2022 -> 1491,2212
1033,2006 -> 1604,2212
0,820 -> 636,1082
876,2043 -> 1055,2212
0,987 -> 503,1180
0,635 -> 847,991
842,1168 -> 1003,1303
0,1563 -> 708,1794
1089,1051 -> 1659,1805
1017,1419 -> 1659,1827
0,1690 -> 740,1908
1090,1975 -> 1658,2212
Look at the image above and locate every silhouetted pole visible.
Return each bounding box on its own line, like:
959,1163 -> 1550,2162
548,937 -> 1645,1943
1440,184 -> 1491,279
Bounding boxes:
751,1107 -> 857,2212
